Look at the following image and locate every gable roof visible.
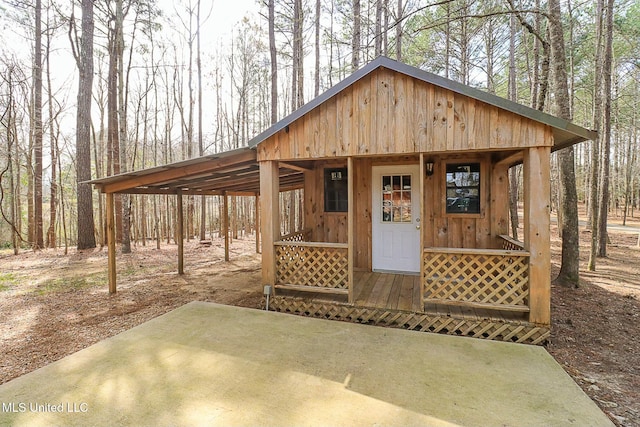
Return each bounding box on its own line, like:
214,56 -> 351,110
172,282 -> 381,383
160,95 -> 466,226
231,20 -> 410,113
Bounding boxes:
248,56 -> 596,151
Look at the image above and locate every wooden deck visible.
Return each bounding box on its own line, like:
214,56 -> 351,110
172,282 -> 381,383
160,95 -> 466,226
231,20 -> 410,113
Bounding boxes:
353,271 -> 422,312
275,270 -> 528,322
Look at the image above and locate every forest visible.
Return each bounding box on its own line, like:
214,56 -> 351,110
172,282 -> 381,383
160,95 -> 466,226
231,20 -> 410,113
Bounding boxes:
0,0 -> 638,276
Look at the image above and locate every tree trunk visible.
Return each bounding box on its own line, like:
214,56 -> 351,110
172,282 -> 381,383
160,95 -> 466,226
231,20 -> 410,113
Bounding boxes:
375,0 -> 382,57
314,0 -> 321,97
353,0 -> 361,70
33,0 -> 44,250
587,0 -> 604,271
395,0 -> 402,61
268,0 -> 277,124
45,15 -> 57,249
549,0 -> 580,287
75,0 -> 96,250
597,0 -> 615,258
197,0 -> 206,241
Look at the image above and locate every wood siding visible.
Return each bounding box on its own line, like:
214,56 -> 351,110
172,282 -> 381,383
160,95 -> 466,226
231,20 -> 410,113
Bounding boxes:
257,68 -> 552,162
423,154 -> 499,249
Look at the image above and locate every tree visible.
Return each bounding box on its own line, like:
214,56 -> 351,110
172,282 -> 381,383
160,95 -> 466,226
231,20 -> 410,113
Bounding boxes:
33,0 -> 44,250
352,0 -> 361,69
72,0 -> 97,250
268,0 -> 277,124
587,0 -> 605,271
549,0 -> 580,287
596,0 -> 615,258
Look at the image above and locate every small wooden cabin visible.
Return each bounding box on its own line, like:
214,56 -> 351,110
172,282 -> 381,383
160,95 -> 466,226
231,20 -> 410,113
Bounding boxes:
91,57 -> 595,344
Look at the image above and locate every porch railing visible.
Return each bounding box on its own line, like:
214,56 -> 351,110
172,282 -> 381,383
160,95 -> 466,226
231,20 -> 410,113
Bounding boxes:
422,247 -> 530,312
498,234 -> 525,251
280,228 -> 312,243
274,234 -> 349,295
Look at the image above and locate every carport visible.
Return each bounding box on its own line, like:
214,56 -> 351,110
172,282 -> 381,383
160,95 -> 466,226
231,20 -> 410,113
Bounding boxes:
0,302 -> 613,427
88,147 -> 304,294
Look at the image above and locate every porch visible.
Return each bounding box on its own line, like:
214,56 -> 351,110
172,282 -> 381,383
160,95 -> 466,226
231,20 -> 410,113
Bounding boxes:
270,230 -> 547,345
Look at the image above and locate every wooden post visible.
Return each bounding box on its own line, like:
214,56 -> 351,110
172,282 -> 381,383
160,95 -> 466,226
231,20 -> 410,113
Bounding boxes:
255,194 -> 261,254
223,192 -> 229,262
106,192 -> 117,294
347,157 -> 354,304
177,190 -> 184,275
259,161 -> 280,287
491,162 -> 510,246
524,146 -> 551,325
419,154 -> 425,306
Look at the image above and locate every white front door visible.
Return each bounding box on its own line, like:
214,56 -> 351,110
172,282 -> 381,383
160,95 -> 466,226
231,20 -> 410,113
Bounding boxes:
372,165 -> 421,273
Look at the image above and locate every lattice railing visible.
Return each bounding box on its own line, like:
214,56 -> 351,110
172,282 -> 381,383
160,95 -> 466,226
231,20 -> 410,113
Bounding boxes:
498,235 -> 525,251
280,228 -> 312,243
274,241 -> 348,291
423,248 -> 530,311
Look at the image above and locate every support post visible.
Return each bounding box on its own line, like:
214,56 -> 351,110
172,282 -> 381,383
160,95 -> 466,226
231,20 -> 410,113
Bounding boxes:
177,190 -> 184,275
347,157 -> 354,304
524,146 -> 551,325
255,194 -> 260,254
106,192 -> 117,294
259,160 -> 279,287
419,154 -> 425,306
223,192 -> 229,261
491,162 -> 510,245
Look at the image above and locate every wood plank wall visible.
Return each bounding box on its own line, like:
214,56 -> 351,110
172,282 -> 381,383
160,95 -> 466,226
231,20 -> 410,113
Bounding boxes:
423,153 -> 505,250
303,153 -> 509,272
257,68 -> 551,162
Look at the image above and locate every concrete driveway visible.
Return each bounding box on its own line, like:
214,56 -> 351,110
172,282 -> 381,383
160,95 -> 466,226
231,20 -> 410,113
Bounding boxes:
0,302 -> 613,426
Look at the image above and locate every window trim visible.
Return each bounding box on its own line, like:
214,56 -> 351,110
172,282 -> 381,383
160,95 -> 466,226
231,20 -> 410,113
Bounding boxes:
323,167 -> 348,213
443,161 -> 483,218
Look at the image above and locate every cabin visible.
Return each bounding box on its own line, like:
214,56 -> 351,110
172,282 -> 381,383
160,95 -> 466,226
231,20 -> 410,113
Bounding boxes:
90,57 -> 595,345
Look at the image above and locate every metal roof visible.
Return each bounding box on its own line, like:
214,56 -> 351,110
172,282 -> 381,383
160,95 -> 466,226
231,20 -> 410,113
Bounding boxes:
88,147 -> 304,195
248,56 -> 596,151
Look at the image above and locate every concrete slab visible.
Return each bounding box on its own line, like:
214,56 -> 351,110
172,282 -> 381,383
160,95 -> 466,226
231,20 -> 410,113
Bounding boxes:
0,302 -> 612,427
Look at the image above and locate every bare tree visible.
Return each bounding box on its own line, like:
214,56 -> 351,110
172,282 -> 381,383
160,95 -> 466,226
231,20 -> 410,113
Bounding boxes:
353,0 -> 361,69
587,0 -> 605,271
596,0 -> 615,258
71,0 -> 97,250
268,0 -> 278,124
33,0 -> 44,250
549,0 -> 580,287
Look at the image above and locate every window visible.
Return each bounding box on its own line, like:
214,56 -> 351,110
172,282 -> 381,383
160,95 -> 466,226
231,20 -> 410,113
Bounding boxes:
324,168 -> 348,212
446,163 -> 480,214
381,174 -> 412,222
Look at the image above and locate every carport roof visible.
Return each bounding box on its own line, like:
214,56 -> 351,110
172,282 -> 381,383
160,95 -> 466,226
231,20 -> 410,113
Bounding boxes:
88,147 -> 305,195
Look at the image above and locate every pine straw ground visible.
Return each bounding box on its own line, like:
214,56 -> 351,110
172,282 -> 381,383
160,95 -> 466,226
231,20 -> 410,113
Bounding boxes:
1,222 -> 639,426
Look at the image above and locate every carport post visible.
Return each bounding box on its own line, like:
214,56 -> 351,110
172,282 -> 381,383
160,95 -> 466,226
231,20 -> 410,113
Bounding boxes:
255,194 -> 260,254
106,192 -> 117,294
177,189 -> 184,275
223,192 -> 229,262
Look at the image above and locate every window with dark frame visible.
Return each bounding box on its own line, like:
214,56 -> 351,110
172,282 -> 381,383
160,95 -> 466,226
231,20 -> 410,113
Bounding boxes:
445,163 -> 481,214
324,168 -> 348,212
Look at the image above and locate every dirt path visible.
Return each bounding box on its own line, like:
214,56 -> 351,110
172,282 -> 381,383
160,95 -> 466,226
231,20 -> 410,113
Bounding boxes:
1,230 -> 639,426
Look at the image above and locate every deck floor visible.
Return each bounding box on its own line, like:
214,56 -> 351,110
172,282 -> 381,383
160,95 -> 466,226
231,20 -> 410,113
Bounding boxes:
277,271 -> 528,323
353,270 -> 422,311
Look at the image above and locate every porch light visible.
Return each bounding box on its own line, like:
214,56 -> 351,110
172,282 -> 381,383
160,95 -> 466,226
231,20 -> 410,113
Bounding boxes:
425,161 -> 434,176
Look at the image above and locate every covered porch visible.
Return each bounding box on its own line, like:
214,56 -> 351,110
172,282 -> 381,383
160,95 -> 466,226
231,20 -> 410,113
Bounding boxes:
259,149 -> 550,344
